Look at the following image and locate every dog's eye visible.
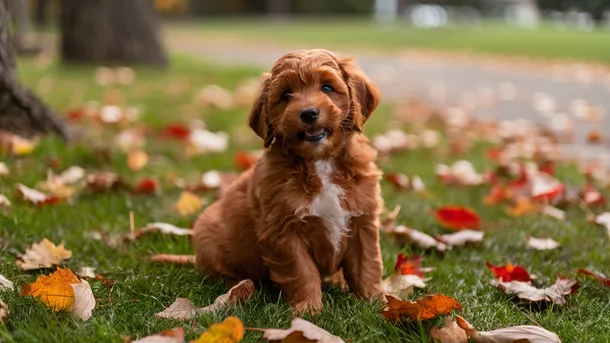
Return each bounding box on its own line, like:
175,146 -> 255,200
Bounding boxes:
281,90 -> 292,101
321,84 -> 334,93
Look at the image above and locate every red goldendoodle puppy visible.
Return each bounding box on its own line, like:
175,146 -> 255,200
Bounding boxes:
193,49 -> 384,314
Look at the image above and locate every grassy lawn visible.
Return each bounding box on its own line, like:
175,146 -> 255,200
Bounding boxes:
179,19 -> 610,64
0,55 -> 609,343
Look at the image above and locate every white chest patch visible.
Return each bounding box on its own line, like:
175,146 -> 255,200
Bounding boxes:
308,160 -> 352,251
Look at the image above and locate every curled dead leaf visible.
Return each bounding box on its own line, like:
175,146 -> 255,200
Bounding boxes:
16,184 -> 60,205
132,328 -> 185,343
527,237 -> 560,251
70,279 -> 96,321
0,274 -> 14,290
430,317 -> 468,343
576,269 -> 610,287
490,277 -> 578,306
86,172 -> 124,192
155,279 -> 255,320
436,230 -> 484,248
16,238 -> 72,270
257,318 -> 345,343
391,225 -> 448,252
382,294 -> 462,321
455,315 -> 561,343
382,274 -> 429,299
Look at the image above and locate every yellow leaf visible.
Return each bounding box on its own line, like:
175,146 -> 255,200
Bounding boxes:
21,267 -> 79,311
175,191 -> 203,216
127,150 -> 149,171
191,316 -> 244,343
11,135 -> 38,156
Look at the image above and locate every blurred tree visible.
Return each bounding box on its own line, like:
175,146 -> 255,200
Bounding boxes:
0,0 -> 68,139
60,0 -> 168,67
267,0 -> 291,17
538,0 -> 610,19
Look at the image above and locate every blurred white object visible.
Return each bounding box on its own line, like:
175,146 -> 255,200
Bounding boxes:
189,129 -> 229,153
407,4 -> 448,29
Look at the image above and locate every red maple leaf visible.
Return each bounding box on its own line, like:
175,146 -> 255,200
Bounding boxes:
160,123 -> 190,141
486,262 -> 531,282
577,269 -> 610,287
394,254 -> 424,277
433,205 -> 481,231
133,179 -> 158,194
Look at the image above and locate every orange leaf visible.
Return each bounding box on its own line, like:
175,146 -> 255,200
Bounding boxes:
133,178 -> 158,194
394,254 -> 424,277
485,262 -> 531,282
433,206 -> 481,230
21,267 -> 79,311
174,191 -> 203,216
127,150 -> 149,171
382,294 -> 461,321
507,198 -> 537,217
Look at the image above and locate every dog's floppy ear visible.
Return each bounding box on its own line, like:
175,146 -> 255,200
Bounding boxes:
248,72 -> 274,147
339,57 -> 381,132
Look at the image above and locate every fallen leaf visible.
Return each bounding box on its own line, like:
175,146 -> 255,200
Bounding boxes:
191,316 -> 243,343
436,160 -> 484,186
258,318 -> 345,343
132,328 -> 185,343
0,274 -> 14,290
540,206 -> 565,220
455,315 -> 561,343
391,225 -> 448,252
382,294 -> 462,321
133,178 -> 159,194
156,280 -> 255,320
86,172 -> 124,192
152,254 -> 196,265
10,135 -> 38,155
76,267 -> 97,279
70,279 -> 96,320
161,123 -> 190,141
16,238 -> 72,270
436,230 -> 484,248
188,129 -> 229,154
527,237 -> 560,251
21,267 -> 79,311
412,175 -> 426,192
201,170 -> 222,189
0,194 -> 10,207
386,173 -> 409,190
490,277 -> 578,306
577,269 -> 610,287
382,274 -> 429,299
430,317 -> 468,343
579,185 -> 605,206
16,184 -> 60,205
137,222 -> 192,237
235,151 -> 259,171
127,150 -> 149,171
380,205 -> 401,233
587,129 -> 604,144
174,191 -> 203,216
0,162 -> 9,175
486,262 -> 531,282
0,299 -> 8,323
394,254 -> 426,276
507,198 -> 537,217
594,212 -> 610,238
433,206 -> 481,231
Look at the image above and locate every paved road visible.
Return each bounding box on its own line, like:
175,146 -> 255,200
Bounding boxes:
166,35 -> 610,165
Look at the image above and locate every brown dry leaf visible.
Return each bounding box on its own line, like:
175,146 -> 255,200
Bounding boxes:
127,150 -> 149,171
490,277 -> 578,306
0,299 -> 8,323
507,198 -> 538,217
390,225 -> 448,252
151,254 -> 196,265
21,267 -> 79,311
0,162 -> 8,176
455,315 -> 561,343
16,184 -> 60,205
136,222 -> 192,237
380,205 -> 401,233
527,237 -> 560,251
86,172 -> 124,192
155,279 -> 255,320
174,191 -> 204,216
382,294 -> 462,321
70,279 -> 96,321
382,274 -> 429,299
436,230 -> 484,249
540,206 -> 565,220
259,318 -> 345,343
0,274 -> 13,290
594,212 -> 610,238
132,328 -> 185,343
430,317 -> 468,343
587,130 -> 604,144
76,267 -> 97,279
16,238 -> 72,270
191,316 -> 243,343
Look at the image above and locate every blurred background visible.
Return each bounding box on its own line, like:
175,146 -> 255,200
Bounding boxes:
4,0 -> 610,162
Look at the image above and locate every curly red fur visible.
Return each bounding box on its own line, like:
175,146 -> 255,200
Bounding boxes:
193,49 -> 384,314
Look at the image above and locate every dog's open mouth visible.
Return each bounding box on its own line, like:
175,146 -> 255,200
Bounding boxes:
299,127 -> 329,142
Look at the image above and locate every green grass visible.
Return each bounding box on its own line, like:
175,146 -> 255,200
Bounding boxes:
177,18 -> 610,64
0,55 -> 609,343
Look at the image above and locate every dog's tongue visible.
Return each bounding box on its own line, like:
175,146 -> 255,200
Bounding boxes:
306,127 -> 325,136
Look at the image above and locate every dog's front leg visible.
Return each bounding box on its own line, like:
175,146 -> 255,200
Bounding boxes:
258,227 -> 323,314
342,215 -> 384,300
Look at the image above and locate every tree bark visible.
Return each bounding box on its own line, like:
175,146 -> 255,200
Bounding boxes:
60,0 -> 168,67
0,0 -> 68,140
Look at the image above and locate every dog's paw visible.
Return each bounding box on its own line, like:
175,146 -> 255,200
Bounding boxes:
292,299 -> 323,316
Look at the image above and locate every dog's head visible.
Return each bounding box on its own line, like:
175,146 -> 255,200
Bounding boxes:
248,49 -> 380,159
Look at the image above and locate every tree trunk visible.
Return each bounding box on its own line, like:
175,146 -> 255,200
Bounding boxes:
266,0 -> 291,18
0,0 -> 68,140
60,0 -> 168,67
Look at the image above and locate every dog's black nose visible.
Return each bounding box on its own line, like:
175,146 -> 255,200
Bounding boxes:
300,108 -> 319,124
